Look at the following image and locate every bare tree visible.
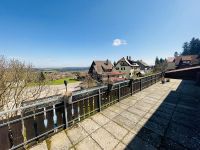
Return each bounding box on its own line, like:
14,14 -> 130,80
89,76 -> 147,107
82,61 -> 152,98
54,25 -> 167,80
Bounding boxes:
80,75 -> 97,89
0,56 -> 57,112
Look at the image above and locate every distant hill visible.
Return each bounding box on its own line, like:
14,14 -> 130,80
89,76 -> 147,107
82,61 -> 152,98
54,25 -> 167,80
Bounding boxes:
36,67 -> 89,72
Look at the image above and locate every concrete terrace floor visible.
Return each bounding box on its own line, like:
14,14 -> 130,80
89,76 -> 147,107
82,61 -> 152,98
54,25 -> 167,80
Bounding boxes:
30,79 -> 200,150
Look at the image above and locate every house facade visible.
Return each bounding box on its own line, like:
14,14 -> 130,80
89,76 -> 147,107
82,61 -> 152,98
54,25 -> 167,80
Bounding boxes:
88,59 -> 125,83
114,56 -> 140,78
136,60 -> 150,71
167,55 -> 200,70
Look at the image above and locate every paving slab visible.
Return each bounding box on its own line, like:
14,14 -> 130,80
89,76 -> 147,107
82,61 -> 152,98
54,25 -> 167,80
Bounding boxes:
134,104 -> 151,112
120,97 -> 138,106
120,110 -> 141,123
135,101 -> 154,108
114,142 -> 127,150
75,136 -> 102,150
112,115 -> 136,130
79,118 -> 100,134
66,125 -> 88,145
29,141 -> 48,150
48,131 -> 72,150
107,105 -> 125,114
100,108 -> 118,119
103,121 -> 128,140
91,128 -> 119,150
114,102 -> 130,110
127,106 -> 147,117
91,113 -> 110,126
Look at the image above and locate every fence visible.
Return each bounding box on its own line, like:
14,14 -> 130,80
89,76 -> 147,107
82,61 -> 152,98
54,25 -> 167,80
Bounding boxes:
0,73 -> 162,150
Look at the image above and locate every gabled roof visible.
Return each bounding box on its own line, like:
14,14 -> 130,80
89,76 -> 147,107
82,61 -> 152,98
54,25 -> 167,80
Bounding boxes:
175,56 -> 182,66
137,60 -> 149,67
167,57 -> 175,63
91,60 -> 115,74
174,55 -> 200,66
117,57 -> 139,67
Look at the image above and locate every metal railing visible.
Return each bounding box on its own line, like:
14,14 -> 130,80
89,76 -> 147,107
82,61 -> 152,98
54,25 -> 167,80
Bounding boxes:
0,73 -> 162,150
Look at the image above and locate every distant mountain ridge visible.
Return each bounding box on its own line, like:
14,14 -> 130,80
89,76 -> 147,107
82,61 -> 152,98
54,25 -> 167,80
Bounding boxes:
35,67 -> 89,72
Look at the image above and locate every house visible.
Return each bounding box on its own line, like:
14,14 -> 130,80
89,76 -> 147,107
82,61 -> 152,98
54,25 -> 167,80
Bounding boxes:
114,56 -> 140,78
136,60 -> 150,71
167,57 -> 176,70
167,55 -> 200,70
176,55 -> 200,68
88,59 -> 125,83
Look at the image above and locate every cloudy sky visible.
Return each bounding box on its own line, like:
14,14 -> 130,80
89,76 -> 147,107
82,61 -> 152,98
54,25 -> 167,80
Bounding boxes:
0,0 -> 200,67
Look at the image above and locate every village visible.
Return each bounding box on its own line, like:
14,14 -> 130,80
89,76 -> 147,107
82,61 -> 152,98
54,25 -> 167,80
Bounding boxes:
41,54 -> 200,94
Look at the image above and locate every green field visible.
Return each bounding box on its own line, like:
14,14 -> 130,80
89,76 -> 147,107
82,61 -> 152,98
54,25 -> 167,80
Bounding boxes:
48,77 -> 79,85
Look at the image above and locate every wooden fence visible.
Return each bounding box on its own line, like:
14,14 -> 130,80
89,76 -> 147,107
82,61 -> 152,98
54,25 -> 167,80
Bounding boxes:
0,73 -> 162,150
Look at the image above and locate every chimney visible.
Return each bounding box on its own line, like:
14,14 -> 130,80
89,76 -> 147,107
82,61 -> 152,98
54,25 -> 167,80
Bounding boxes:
129,56 -> 131,60
106,59 -> 109,65
126,56 -> 129,60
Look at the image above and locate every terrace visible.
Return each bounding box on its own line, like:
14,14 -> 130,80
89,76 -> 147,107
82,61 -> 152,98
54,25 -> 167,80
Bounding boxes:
29,78 -> 200,150
1,72 -> 200,150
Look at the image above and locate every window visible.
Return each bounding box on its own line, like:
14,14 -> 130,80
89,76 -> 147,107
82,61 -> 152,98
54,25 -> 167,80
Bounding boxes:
116,67 -> 119,70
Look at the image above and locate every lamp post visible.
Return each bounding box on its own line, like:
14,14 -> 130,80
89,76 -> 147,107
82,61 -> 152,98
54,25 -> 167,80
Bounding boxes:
64,80 -> 68,92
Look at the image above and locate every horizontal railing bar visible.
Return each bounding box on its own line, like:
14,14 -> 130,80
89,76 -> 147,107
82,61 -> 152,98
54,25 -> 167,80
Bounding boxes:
71,93 -> 99,104
0,95 -> 63,116
72,85 -> 107,96
0,105 -> 64,127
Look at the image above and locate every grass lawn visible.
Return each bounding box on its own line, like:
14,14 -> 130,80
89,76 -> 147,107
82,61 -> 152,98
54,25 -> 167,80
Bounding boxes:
48,77 -> 79,85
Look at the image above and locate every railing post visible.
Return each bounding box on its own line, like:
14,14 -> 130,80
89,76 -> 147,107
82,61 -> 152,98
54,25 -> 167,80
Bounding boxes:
21,111 -> 27,148
118,83 -> 121,101
140,79 -> 142,91
64,100 -> 68,128
130,79 -> 133,96
98,88 -> 101,112
155,74 -> 157,82
33,112 -> 38,142
8,124 -> 14,149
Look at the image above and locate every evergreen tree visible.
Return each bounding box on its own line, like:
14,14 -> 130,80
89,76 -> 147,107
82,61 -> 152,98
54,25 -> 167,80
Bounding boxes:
174,51 -> 179,57
155,57 -> 160,65
189,38 -> 200,55
181,38 -> 200,56
159,58 -> 164,64
39,72 -> 45,81
182,42 -> 190,55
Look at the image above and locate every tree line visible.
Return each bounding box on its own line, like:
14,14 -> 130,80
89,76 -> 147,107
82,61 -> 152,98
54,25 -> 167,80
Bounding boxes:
154,37 -> 200,72
174,37 -> 200,57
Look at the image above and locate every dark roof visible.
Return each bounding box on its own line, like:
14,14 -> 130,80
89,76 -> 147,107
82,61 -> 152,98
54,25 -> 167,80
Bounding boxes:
175,56 -> 182,66
167,57 -> 175,63
117,57 -> 139,67
102,72 -> 126,76
92,60 -> 116,74
175,55 -> 200,66
137,60 -> 149,67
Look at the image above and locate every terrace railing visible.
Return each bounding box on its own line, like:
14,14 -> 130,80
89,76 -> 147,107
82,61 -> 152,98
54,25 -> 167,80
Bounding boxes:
0,73 -> 162,150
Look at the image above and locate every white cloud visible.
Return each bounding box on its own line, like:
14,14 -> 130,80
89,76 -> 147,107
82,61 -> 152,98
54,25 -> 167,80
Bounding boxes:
112,38 -> 127,46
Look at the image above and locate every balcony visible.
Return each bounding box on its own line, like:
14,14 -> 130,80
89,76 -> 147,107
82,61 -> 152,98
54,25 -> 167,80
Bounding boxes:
29,78 -> 200,150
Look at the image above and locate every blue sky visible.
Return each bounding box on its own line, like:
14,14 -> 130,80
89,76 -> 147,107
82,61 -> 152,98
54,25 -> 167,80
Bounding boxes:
0,0 -> 200,67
